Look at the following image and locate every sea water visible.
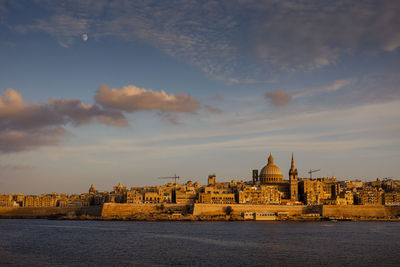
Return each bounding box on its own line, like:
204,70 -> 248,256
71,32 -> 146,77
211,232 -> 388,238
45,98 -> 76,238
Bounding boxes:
0,219 -> 399,266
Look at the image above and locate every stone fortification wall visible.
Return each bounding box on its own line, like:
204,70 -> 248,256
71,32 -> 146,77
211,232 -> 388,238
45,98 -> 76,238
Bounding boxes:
322,205 -> 400,218
0,206 -> 101,218
192,204 -> 318,216
101,203 -> 187,217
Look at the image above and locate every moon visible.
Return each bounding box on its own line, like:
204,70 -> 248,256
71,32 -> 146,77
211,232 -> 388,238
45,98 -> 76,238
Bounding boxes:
82,33 -> 88,41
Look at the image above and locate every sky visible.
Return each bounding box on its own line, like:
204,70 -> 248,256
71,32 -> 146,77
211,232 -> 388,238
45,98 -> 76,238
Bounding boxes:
0,0 -> 399,194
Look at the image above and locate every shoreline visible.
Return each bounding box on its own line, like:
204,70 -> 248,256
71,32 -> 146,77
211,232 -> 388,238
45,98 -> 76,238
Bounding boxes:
1,214 -> 400,222
1,204 -> 399,222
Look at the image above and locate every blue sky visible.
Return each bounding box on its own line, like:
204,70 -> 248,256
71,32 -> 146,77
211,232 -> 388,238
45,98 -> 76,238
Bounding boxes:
1,0 -> 399,194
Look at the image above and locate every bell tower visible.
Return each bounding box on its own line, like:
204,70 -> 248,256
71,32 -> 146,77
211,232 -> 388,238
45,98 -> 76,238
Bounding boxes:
289,153 -> 298,201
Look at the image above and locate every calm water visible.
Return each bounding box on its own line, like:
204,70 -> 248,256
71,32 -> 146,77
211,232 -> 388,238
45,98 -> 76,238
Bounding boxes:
0,220 -> 399,266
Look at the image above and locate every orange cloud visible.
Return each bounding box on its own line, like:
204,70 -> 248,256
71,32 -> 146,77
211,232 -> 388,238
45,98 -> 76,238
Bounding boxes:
95,84 -> 200,114
265,89 -> 292,107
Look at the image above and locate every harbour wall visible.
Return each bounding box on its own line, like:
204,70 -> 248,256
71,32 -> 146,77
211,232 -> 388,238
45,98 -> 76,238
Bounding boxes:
100,203 -> 187,217
192,204 -> 320,216
322,205 -> 400,218
0,206 -> 102,218
2,204 -> 399,219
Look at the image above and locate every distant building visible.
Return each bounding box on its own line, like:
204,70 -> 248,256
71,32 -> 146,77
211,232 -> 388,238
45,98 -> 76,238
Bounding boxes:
354,187 -> 383,205
237,185 -> 281,204
383,192 -> 400,206
0,195 -> 12,207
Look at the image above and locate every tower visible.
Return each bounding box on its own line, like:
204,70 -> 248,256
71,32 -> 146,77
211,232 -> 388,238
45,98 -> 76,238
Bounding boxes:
89,184 -> 97,194
289,153 -> 298,201
208,174 -> 216,186
252,169 -> 259,185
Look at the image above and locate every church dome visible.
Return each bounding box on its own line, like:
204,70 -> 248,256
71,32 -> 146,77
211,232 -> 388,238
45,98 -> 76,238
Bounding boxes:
259,154 -> 283,183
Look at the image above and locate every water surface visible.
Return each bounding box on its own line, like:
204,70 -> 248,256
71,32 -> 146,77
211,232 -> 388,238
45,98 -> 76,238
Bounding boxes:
0,220 -> 399,266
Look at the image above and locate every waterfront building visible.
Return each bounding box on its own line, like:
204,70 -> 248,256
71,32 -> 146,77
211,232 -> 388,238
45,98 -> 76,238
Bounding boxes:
175,190 -> 197,204
24,195 -> 41,207
298,179 -> 325,205
198,175 -> 237,204
12,194 -> 24,206
0,194 -> 12,206
2,153 -> 399,208
143,192 -> 164,203
354,187 -> 384,205
197,192 -> 236,204
383,192 -> 400,206
336,191 -> 354,205
126,190 -> 143,204
237,185 -> 281,204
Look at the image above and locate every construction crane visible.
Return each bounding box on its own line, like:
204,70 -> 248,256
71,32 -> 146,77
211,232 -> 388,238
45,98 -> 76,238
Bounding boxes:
308,169 -> 320,179
158,174 -> 180,204
158,174 -> 180,185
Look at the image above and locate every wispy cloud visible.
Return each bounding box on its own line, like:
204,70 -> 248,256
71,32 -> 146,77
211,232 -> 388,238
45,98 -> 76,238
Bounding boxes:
204,104 -> 222,113
292,79 -> 354,99
13,15 -> 89,48
266,70 -> 399,108
158,112 -> 181,125
45,100 -> 400,160
0,164 -> 34,171
9,1 -> 399,81
250,1 -> 400,71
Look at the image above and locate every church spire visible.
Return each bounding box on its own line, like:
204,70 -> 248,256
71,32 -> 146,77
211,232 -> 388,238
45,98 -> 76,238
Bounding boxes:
291,152 -> 295,170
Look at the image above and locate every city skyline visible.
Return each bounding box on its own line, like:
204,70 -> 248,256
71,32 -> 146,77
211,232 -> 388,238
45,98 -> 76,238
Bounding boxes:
1,1 -> 400,194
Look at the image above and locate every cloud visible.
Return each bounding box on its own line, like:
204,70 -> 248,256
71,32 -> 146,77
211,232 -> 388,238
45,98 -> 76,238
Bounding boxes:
0,164 -> 33,171
250,1 -> 400,71
265,73 -> 396,109
292,79 -> 354,99
14,14 -> 89,48
0,88 -> 128,131
290,69 -> 400,108
12,1 -> 238,79
52,100 -> 400,167
158,112 -> 181,125
213,94 -> 223,101
49,98 -> 128,126
265,89 -> 292,106
7,1 -> 400,80
204,104 -> 222,113
0,83 -> 206,152
95,83 -> 200,114
0,88 -> 127,153
0,128 -> 68,153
